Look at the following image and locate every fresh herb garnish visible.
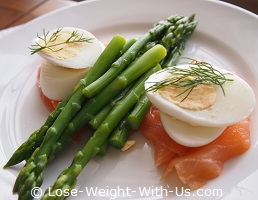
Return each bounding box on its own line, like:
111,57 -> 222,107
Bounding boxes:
29,28 -> 94,55
146,59 -> 234,102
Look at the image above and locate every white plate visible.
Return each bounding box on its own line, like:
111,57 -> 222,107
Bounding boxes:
0,0 -> 258,199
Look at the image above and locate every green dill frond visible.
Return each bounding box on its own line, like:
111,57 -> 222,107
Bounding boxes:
29,28 -> 94,55
145,59 -> 234,101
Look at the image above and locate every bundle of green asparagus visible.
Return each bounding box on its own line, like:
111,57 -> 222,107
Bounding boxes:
4,14 -> 197,200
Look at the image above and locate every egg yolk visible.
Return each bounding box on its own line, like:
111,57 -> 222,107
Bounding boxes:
158,76 -> 216,111
41,33 -> 84,60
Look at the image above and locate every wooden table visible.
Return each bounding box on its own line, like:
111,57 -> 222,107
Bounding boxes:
221,0 -> 258,15
0,0 -> 257,30
0,0 -> 76,30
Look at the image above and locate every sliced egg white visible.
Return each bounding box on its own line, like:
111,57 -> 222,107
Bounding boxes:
40,61 -> 90,100
33,27 -> 105,69
159,112 -> 226,147
145,64 -> 256,127
145,63 -> 256,147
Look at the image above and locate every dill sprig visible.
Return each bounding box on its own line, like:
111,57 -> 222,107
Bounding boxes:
29,28 -> 94,55
146,60 -> 234,102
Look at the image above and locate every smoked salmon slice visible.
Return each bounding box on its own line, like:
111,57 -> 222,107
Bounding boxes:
139,105 -> 189,166
139,105 -> 251,189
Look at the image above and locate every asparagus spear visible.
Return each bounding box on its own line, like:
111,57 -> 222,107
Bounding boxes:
126,94 -> 152,130
13,45 -> 166,200
126,15 -> 197,132
4,34 -> 127,168
81,15 -> 179,98
42,64 -> 162,200
109,113 -> 131,149
96,138 -> 110,156
88,82 -> 134,130
161,21 -> 197,68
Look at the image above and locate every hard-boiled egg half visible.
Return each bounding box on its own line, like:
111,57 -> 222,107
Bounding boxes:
33,27 -> 105,101
145,62 -> 256,147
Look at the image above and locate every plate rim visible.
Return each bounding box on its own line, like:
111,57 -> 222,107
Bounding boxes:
0,0 -> 258,200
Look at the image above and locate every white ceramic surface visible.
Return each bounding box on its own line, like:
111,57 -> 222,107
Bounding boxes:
0,0 -> 257,199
